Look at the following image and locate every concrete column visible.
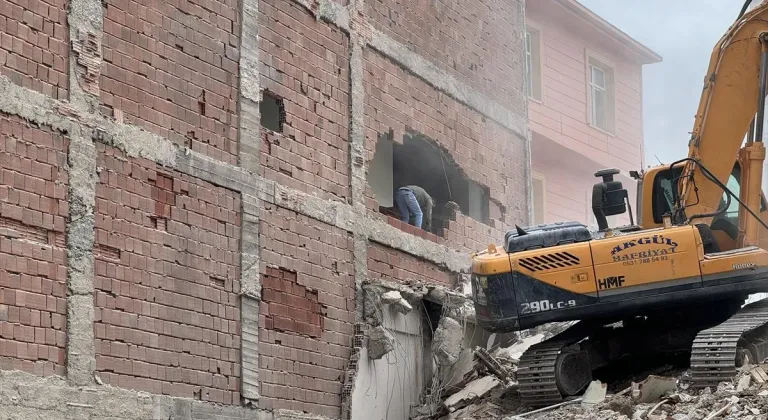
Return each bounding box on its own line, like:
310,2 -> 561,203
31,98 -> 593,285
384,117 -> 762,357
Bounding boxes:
347,0 -> 370,326
65,0 -> 103,386
65,134 -> 98,386
238,0 -> 263,404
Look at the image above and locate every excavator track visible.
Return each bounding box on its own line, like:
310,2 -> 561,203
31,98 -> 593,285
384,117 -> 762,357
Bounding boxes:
517,323 -> 593,407
690,298 -> 768,390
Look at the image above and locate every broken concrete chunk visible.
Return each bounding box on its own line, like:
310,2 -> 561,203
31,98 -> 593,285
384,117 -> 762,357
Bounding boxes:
381,290 -> 403,304
443,375 -> 500,411
363,287 -> 383,326
432,316 -> 463,366
632,375 -> 677,403
367,325 -> 394,360
381,290 -> 413,314
737,374 -> 752,392
581,380 -> 607,406
751,366 -> 768,383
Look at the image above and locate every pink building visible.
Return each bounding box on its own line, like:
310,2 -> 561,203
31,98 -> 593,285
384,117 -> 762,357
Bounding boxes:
525,0 -> 662,228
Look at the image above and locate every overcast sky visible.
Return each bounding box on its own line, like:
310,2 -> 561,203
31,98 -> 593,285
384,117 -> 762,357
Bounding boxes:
578,0 -> 750,167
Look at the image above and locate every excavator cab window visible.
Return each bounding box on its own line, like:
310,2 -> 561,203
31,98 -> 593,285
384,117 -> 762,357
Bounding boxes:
712,163 -> 767,243
651,166 -> 683,223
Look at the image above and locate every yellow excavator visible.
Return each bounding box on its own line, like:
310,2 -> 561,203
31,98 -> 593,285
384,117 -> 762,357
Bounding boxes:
471,0 -> 768,407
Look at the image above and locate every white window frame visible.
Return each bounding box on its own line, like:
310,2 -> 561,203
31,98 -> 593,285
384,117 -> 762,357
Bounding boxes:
532,173 -> 546,225
524,23 -> 543,102
585,51 -> 616,135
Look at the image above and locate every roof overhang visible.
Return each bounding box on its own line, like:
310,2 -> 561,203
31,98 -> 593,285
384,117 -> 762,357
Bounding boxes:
528,0 -> 663,65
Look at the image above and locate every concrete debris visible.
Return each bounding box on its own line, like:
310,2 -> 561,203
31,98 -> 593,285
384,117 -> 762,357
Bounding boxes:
381,290 -> 413,314
432,317 -> 464,366
751,366 -> 768,383
367,325 -> 394,360
444,376 -> 501,412
474,346 -> 511,381
493,333 -> 545,361
381,290 -> 403,304
581,380 -> 607,406
632,375 -> 677,403
737,374 -> 751,392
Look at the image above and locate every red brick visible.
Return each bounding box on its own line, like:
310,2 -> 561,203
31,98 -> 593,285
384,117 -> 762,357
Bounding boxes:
259,206 -> 354,417
100,1 -> 240,163
93,145 -> 240,403
259,0 -> 350,201
0,2 -> 67,99
0,113 -> 68,376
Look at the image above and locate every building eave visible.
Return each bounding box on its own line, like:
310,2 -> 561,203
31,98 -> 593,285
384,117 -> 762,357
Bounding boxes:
554,0 -> 663,65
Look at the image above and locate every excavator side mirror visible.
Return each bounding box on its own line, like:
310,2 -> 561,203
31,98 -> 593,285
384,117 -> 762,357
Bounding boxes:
592,168 -> 632,230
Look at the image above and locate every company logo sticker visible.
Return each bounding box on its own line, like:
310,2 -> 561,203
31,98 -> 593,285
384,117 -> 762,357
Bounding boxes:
610,234 -> 678,262
598,275 -> 625,290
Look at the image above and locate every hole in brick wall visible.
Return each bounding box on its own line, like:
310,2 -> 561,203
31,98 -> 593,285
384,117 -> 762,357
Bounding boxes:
369,131 -> 491,236
260,91 -> 285,133
95,245 -> 122,261
198,90 -> 206,117
150,216 -> 167,231
209,276 -> 226,289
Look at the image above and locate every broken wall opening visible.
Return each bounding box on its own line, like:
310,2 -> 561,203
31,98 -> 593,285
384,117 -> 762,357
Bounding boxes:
369,132 -> 491,236
260,91 -> 285,132
353,283 -> 520,420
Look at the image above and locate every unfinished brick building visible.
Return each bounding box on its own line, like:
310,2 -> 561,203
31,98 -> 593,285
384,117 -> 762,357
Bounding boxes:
0,0 -> 528,418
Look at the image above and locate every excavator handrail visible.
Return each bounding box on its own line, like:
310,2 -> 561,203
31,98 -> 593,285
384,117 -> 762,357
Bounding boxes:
670,157 -> 768,231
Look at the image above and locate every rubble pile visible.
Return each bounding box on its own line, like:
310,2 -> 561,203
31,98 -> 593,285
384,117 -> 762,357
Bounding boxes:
425,330 -> 768,420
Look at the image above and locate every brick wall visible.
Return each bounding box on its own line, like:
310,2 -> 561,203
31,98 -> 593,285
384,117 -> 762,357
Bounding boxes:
93,144 -> 242,405
259,0 -> 350,201
259,205 -> 354,417
441,213 -> 506,253
367,243 -> 455,287
365,0 -> 525,110
0,0 -> 68,99
363,49 -> 528,235
0,113 -> 68,377
100,0 -> 240,163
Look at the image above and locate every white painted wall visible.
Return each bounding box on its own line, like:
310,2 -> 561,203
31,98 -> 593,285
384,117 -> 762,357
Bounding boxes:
351,304 -> 426,420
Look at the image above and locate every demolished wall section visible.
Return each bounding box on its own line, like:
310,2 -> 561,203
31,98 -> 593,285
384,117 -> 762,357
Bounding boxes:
362,48 -> 528,243
0,0 -> 528,418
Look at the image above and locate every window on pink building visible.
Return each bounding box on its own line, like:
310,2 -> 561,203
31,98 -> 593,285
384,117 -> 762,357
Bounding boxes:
525,26 -> 542,101
587,55 -> 615,134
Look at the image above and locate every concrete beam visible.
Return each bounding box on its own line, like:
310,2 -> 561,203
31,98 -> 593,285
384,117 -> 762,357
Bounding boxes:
0,370 -> 272,419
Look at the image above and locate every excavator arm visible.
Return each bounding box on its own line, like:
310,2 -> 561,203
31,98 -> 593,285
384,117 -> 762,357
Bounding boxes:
678,0 -> 768,239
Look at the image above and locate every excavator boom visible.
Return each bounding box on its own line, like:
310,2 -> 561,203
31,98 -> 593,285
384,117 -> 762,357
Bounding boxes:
680,1 -> 768,231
